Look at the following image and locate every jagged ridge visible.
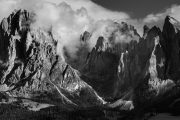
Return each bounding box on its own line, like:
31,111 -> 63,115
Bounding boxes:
0,9 -> 180,112
0,9 -> 106,107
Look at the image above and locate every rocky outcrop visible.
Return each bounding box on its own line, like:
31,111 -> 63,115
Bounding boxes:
143,25 -> 149,38
80,31 -> 91,45
0,9 -> 105,107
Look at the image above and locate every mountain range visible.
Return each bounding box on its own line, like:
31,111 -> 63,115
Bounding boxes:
0,9 -> 180,120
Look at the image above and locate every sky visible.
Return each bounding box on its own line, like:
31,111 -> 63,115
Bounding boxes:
1,0 -> 180,29
1,0 -> 180,57
92,0 -> 180,18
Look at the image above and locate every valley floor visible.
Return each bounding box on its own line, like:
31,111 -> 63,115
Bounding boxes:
149,113 -> 180,120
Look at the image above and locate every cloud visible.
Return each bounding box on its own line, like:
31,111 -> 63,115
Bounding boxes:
30,2 -> 95,58
26,0 -> 134,58
43,0 -> 130,21
2,0 -> 129,21
0,0 -> 179,58
0,0 -> 17,20
142,4 -> 180,29
118,5 -> 180,37
0,0 -> 133,58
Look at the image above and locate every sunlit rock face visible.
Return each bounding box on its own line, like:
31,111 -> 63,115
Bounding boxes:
0,9 -> 105,107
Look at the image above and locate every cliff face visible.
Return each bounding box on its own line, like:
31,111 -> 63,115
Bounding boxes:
0,9 -> 105,106
162,16 -> 180,81
82,17 -> 180,104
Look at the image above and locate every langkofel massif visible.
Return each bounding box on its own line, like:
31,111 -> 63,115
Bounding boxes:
0,9 -> 180,120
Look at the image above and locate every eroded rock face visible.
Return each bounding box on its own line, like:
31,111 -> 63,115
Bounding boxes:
0,9 -> 105,106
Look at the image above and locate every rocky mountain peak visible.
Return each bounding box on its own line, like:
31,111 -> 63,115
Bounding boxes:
165,15 -> 180,27
1,9 -> 31,35
0,9 -> 106,107
162,16 -> 180,81
163,15 -> 180,35
120,22 -> 140,38
80,31 -> 91,43
95,36 -> 109,52
143,25 -> 149,38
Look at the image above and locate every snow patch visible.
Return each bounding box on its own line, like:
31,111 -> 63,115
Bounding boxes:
109,99 -> 134,110
22,99 -> 54,111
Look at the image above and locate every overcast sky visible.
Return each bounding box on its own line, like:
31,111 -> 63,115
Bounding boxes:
1,0 -> 180,49
92,0 -> 180,18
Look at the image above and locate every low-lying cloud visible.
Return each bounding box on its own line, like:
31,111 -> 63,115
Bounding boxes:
0,0 -> 180,58
29,0 -> 136,58
0,0 -> 133,58
30,2 -> 94,58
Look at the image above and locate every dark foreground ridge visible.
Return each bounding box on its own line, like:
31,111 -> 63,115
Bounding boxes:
0,9 -> 180,120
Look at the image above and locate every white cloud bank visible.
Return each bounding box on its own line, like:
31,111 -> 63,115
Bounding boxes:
0,0 -> 132,57
0,0 -> 180,57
